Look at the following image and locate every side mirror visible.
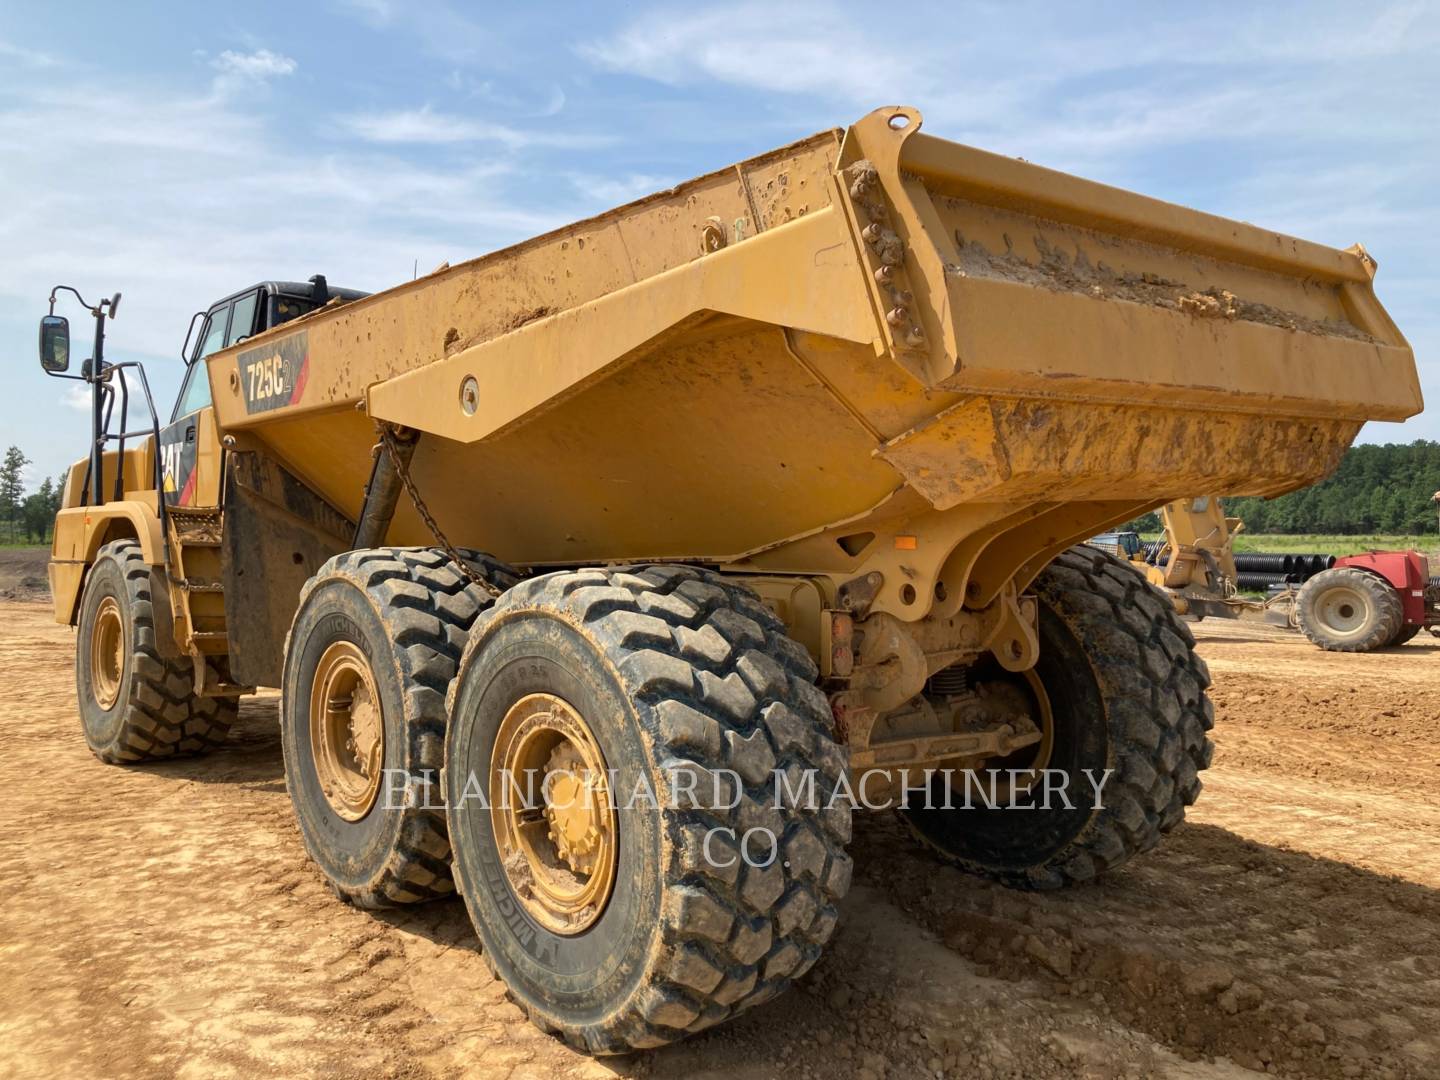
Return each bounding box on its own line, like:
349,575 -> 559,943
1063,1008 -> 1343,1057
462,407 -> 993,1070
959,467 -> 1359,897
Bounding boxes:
39,315 -> 70,373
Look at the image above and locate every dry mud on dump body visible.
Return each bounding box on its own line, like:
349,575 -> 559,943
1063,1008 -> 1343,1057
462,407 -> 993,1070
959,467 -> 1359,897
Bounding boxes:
0,602 -> 1438,1080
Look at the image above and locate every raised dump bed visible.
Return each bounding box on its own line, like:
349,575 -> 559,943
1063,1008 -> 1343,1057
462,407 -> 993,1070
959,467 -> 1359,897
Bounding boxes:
46,106 -> 1420,1055
206,106 -> 1417,626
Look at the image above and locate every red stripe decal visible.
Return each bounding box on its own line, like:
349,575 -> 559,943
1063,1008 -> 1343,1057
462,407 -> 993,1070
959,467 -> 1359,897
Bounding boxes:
289,352 -> 310,405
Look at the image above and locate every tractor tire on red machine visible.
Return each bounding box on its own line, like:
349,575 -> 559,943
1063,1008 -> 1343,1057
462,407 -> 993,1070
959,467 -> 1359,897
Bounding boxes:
1295,567 -> 1403,653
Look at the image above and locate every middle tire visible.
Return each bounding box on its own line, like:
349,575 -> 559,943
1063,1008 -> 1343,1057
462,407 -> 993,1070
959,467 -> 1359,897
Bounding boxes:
281,546 -> 517,908
445,565 -> 853,1053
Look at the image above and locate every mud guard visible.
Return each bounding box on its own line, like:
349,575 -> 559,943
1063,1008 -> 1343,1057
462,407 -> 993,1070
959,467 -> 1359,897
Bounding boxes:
221,451 -> 354,688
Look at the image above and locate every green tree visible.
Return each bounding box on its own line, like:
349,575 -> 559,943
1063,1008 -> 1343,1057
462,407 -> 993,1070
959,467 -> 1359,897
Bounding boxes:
21,477 -> 58,542
1128,440 -> 1440,538
0,446 -> 29,544
1132,440 -> 1440,537
1123,510 -> 1163,533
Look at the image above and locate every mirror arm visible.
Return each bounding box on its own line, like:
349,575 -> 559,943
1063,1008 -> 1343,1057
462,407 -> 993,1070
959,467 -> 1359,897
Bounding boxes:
48,284 -> 93,316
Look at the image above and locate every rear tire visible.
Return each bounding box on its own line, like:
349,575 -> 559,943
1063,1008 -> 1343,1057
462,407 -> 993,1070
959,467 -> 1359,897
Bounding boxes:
1296,567 -> 1401,653
1390,623 -> 1421,646
902,546 -> 1214,889
445,565 -> 852,1053
280,547 -> 517,908
75,539 -> 236,764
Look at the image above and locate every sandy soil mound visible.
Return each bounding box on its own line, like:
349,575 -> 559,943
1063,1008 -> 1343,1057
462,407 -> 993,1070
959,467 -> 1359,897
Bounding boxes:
0,546 -> 50,602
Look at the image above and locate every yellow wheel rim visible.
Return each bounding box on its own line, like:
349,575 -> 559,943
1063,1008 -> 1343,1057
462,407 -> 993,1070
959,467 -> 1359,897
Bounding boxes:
309,641 -> 385,821
490,693 -> 617,935
90,595 -> 125,710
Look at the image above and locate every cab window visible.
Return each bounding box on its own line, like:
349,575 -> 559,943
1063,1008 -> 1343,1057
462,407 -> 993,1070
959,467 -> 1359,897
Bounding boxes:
273,294 -> 316,325
195,305 -> 230,362
173,359 -> 213,418
229,291 -> 260,346
174,291 -> 266,419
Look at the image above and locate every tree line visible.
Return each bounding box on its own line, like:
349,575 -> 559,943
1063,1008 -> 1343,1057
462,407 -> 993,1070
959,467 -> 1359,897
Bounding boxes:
0,446 -> 65,545
1126,439 -> 1440,535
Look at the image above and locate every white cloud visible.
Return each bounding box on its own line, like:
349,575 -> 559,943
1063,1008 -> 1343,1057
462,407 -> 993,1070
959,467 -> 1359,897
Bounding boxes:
0,78 -> 577,375
336,0 -> 393,26
566,171 -> 673,207
212,48 -> 297,81
335,1 -> 490,63
579,4 -> 881,96
336,106 -> 612,149
578,1 -> 1440,165
206,48 -> 297,100
60,384 -> 91,412
0,39 -> 58,68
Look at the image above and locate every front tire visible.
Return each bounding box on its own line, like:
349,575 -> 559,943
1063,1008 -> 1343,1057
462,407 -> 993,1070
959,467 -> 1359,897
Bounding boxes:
75,539 -> 235,764
1297,567 -> 1402,653
903,546 -> 1215,889
445,565 -> 852,1053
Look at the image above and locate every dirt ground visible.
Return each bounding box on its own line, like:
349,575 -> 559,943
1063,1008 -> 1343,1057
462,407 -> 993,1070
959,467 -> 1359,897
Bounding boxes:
2,569 -> 1438,1078
0,545 -> 49,601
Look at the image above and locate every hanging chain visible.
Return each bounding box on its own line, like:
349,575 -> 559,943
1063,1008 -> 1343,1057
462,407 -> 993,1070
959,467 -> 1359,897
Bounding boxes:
376,424 -> 503,598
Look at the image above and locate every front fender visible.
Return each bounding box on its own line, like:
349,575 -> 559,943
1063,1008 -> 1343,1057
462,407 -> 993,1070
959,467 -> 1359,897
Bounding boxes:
49,501 -> 166,625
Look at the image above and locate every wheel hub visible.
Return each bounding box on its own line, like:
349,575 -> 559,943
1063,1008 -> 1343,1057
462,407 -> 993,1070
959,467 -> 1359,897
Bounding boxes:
90,595 -> 125,710
543,742 -> 604,875
309,641 -> 385,821
491,693 -> 617,935
1315,586 -> 1367,636
972,667 -> 1056,799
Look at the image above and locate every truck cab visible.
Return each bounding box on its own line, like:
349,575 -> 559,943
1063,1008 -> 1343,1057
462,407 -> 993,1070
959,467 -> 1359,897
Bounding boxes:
163,277 -> 368,508
43,275 -> 367,630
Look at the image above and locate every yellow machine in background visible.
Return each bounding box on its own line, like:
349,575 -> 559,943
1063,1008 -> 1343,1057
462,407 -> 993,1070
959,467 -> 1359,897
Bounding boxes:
1141,497 -> 1246,618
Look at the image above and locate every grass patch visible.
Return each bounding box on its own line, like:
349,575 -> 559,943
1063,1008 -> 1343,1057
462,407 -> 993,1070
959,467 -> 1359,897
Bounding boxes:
1139,533 -> 1438,558
1233,534 -> 1435,557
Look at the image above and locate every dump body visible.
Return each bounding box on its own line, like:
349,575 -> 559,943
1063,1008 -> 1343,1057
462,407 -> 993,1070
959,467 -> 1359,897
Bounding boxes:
198,105 -> 1416,638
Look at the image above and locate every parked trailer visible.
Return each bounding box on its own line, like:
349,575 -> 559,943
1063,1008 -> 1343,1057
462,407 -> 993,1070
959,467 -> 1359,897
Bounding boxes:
40,107 -> 1420,1051
1286,550 -> 1439,650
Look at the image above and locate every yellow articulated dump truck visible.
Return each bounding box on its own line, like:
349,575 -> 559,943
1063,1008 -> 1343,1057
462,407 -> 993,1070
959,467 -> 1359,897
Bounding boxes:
39,107 -> 1419,1052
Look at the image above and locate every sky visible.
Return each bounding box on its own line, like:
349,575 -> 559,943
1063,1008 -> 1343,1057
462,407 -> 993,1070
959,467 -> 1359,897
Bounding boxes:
1,1 -> 1436,490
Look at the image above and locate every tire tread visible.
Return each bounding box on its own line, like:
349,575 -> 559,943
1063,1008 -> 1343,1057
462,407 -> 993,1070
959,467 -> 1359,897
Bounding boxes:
82,540 -> 236,764
285,546 -> 518,908
451,564 -> 852,1053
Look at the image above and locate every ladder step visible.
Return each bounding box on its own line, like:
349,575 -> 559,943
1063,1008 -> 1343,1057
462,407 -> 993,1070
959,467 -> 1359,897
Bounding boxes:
179,578 -> 225,593
198,682 -> 249,698
189,632 -> 231,654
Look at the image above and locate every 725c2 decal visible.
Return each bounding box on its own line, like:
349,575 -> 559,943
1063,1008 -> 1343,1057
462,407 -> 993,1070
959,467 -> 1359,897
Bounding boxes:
237,331 -> 309,414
